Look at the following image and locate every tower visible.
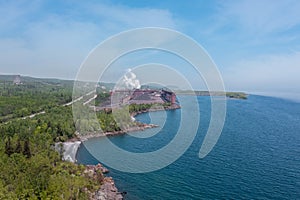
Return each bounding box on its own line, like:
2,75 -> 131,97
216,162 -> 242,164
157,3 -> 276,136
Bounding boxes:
171,93 -> 176,105
13,75 -> 22,85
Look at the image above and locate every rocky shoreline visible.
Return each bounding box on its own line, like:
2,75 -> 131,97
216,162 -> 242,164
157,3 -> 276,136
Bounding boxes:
79,123 -> 158,141
84,164 -> 124,200
64,105 -> 180,199
77,104 -> 180,141
60,121 -> 160,199
71,104 -> 180,142
59,123 -> 158,199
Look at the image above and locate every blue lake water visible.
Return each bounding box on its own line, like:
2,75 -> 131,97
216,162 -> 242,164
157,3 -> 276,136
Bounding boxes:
77,95 -> 300,199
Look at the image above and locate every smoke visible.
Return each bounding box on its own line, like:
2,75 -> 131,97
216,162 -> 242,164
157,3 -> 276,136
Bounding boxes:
118,69 -> 141,90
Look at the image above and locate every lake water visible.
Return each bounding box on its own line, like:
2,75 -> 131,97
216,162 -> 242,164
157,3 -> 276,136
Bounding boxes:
77,95 -> 300,199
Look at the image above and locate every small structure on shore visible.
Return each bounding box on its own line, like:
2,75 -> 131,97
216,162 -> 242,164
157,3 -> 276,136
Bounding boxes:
13,75 -> 22,85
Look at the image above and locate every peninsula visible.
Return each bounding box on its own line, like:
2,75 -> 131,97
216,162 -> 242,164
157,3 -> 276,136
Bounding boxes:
175,90 -> 248,99
73,87 -> 181,140
0,75 -> 246,199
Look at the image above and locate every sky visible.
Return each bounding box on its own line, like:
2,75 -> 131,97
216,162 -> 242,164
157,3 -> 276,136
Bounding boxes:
1,0 -> 300,99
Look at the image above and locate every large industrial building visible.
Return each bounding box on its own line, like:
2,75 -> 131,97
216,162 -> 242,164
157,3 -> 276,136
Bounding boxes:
110,89 -> 177,105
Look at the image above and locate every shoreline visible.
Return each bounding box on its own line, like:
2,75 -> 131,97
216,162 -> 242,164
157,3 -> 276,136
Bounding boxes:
79,123 -> 159,141
85,164 -> 124,200
65,104 -> 180,199
68,104 -> 180,142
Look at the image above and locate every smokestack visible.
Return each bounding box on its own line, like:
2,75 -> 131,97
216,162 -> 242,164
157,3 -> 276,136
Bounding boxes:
171,93 -> 176,105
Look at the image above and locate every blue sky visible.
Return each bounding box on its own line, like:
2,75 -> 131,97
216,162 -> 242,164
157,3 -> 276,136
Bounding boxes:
1,0 -> 300,99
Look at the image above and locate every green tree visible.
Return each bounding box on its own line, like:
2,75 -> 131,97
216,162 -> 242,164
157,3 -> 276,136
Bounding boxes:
15,138 -> 22,154
23,140 -> 31,158
5,137 -> 13,156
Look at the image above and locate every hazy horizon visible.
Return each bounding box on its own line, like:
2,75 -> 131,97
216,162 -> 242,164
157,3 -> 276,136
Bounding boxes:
1,0 -> 300,100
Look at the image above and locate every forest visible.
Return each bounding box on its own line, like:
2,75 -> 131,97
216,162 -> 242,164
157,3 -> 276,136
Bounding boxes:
0,76 -> 173,198
0,77 -> 101,199
0,78 -> 73,123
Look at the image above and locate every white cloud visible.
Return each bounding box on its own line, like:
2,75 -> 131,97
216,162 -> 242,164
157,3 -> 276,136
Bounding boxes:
84,3 -> 175,29
0,0 -> 41,32
0,18 -> 99,78
223,52 -> 300,96
0,1 -> 177,79
218,0 -> 300,35
200,0 -> 300,100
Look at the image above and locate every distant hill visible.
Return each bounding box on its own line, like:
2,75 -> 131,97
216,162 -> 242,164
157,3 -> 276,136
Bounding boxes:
175,90 -> 247,99
0,75 -> 247,99
0,74 -> 74,85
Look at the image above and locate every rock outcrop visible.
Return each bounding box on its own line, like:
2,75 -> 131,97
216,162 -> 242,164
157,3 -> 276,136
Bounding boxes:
93,177 -> 123,200
84,163 -> 124,200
